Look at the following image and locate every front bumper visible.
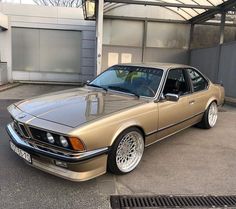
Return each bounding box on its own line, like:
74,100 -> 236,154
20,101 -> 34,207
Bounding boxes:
6,123 -> 109,181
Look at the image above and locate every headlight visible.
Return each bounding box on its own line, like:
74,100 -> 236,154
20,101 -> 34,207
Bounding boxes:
59,136 -> 69,148
46,132 -> 55,144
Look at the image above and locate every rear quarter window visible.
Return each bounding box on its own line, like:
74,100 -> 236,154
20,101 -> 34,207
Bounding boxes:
188,69 -> 208,92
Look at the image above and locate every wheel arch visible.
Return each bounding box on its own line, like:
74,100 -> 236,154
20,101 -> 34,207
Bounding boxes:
110,121 -> 146,147
205,97 -> 218,110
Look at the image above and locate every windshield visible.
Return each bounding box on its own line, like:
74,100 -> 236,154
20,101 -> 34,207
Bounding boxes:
89,65 -> 163,97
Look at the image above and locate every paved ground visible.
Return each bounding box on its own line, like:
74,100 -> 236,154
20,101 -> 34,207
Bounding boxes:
0,84 -> 236,209
0,84 -> 78,99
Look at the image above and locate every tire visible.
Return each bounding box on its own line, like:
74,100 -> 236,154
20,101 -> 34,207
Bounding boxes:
107,127 -> 145,175
198,101 -> 218,129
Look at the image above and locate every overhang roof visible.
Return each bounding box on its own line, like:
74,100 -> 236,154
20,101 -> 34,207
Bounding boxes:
104,0 -> 234,21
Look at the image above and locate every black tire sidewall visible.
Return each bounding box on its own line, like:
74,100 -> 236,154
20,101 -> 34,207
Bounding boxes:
107,127 -> 144,175
202,102 -> 217,129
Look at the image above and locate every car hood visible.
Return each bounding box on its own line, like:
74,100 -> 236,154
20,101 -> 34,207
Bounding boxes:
14,87 -> 146,128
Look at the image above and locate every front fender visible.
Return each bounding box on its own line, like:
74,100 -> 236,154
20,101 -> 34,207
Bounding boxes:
110,120 -> 144,146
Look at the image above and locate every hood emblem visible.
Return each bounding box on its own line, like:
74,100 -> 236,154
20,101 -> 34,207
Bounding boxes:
18,114 -> 26,120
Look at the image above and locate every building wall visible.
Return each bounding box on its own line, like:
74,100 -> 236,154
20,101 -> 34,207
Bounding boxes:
218,41 -> 236,98
12,28 -> 82,73
0,12 -> 8,30
0,3 -> 96,83
191,24 -> 236,49
190,41 -> 236,98
190,46 -> 220,82
102,19 -> 190,70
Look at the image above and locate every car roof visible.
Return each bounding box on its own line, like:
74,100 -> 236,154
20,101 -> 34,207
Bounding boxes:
116,62 -> 193,71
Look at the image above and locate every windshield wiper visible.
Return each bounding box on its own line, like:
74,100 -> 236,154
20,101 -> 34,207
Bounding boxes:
108,86 -> 140,98
86,83 -> 107,92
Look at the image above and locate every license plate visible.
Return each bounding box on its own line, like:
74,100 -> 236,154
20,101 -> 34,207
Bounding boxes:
10,141 -> 32,163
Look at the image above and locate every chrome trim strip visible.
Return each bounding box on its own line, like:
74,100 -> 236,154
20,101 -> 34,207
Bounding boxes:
146,111 -> 204,137
6,123 -> 109,163
157,111 -> 204,132
145,130 -> 158,136
145,122 -> 197,148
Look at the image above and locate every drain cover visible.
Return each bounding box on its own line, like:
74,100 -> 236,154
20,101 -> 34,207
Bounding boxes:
110,195 -> 236,208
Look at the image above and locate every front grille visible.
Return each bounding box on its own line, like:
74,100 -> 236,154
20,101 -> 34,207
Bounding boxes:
13,120 -> 29,138
11,117 -> 73,151
29,127 -> 48,142
18,123 -> 29,138
110,195 -> 236,208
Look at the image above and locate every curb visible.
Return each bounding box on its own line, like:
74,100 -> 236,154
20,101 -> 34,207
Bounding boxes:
0,83 -> 21,92
225,97 -> 236,107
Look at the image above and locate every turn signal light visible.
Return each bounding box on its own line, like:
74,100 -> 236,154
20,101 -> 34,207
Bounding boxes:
69,137 -> 85,151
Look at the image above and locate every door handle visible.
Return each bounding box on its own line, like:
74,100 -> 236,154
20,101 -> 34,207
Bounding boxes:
189,100 -> 195,105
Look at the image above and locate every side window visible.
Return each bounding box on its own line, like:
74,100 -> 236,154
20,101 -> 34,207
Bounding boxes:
188,69 -> 208,92
163,69 -> 190,96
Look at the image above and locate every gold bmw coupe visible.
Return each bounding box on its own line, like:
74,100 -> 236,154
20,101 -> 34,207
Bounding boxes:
6,63 -> 225,181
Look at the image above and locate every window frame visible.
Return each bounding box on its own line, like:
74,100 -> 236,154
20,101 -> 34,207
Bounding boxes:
185,67 -> 209,94
161,68 -> 192,98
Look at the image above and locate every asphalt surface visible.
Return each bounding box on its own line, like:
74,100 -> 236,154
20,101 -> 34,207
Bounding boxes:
0,86 -> 113,209
1,84 -> 236,209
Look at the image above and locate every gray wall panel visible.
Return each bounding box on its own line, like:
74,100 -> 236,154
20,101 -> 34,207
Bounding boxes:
190,46 -> 219,82
145,48 -> 189,64
218,42 -> 236,98
102,46 -> 189,71
81,57 -> 95,67
0,3 -> 96,83
190,41 -> 236,98
82,40 -> 96,49
103,20 -> 143,47
147,22 -> 190,49
82,48 -> 96,58
102,46 -> 143,70
12,28 -> 40,72
80,67 -> 96,76
82,30 -> 96,40
12,28 -> 82,74
39,29 -> 81,73
191,25 -> 220,49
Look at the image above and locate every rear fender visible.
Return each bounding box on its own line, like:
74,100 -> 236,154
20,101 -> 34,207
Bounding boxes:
205,97 -> 218,111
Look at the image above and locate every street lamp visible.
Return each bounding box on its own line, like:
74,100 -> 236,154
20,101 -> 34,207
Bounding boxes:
82,0 -> 96,20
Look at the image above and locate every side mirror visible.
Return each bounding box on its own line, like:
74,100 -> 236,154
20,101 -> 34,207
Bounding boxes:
165,93 -> 179,102
83,80 -> 90,86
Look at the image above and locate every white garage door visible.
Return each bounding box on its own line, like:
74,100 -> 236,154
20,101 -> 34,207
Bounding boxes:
12,27 -> 82,81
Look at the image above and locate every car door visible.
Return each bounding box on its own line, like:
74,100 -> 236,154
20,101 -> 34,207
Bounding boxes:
186,68 -> 210,117
157,68 -> 192,138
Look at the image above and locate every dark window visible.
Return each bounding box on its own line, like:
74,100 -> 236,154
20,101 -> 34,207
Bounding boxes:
163,69 -> 190,96
188,69 -> 208,92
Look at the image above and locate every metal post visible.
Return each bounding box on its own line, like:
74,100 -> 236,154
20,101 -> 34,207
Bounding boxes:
96,0 -> 104,75
216,12 -> 226,83
219,12 -> 226,44
142,20 -> 147,63
188,23 -> 194,65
